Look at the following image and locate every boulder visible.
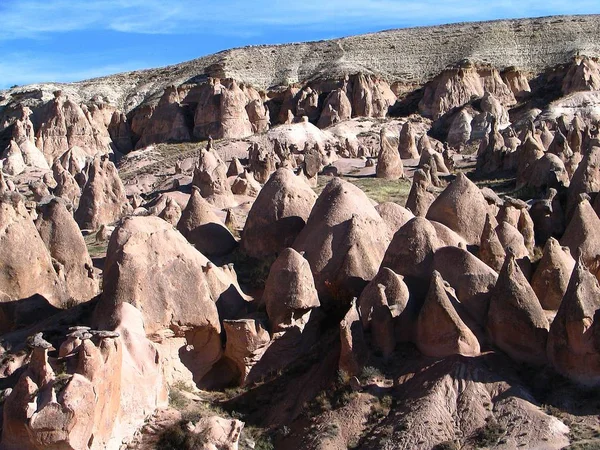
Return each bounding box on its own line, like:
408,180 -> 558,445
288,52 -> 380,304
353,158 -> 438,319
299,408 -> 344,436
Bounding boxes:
192,416 -> 244,449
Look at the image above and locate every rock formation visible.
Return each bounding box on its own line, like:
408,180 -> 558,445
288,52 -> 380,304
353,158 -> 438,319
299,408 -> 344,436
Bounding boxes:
547,258 -> 600,386
242,168 -> 317,258
531,238 -> 575,311
262,248 -> 320,331
177,187 -> 237,257
293,178 -> 390,306
75,157 -> 130,230
416,271 -> 480,358
426,172 -> 489,245
35,197 -> 99,304
376,127 -> 404,179
487,252 -> 549,365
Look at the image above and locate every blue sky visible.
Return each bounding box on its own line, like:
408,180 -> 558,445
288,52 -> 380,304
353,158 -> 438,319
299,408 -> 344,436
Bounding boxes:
0,0 -> 598,89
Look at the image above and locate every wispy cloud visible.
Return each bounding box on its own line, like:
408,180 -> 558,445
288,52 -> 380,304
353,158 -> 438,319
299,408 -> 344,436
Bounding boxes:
0,0 -> 598,40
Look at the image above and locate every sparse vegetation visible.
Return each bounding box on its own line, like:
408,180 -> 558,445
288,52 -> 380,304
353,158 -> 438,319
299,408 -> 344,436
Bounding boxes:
474,420 -> 506,448
359,365 -> 384,383
315,175 -> 412,205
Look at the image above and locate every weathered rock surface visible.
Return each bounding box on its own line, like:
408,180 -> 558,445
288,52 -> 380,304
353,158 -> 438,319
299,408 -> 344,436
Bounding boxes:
293,178 -> 390,306
262,248 -> 320,331
35,197 -> 99,304
487,253 -> 549,365
416,271 -> 480,358
75,157 -> 130,230
177,187 -> 237,257
242,168 -> 317,258
426,172 -> 489,245
547,259 -> 600,386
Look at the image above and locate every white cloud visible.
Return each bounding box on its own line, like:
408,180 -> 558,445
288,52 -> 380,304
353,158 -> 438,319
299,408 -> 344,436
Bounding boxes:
0,0 -> 597,40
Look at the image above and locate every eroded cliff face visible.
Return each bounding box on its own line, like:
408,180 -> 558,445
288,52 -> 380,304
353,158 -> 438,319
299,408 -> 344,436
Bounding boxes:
2,15 -> 599,114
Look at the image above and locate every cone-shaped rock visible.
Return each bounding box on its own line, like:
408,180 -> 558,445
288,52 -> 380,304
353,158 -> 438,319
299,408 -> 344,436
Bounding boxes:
262,248 -> 320,331
487,252 -> 549,364
53,160 -> 81,209
177,187 -> 237,257
560,196 -> 600,276
375,202 -> 414,239
433,246 -> 498,326
548,259 -> 600,385
381,216 -> 442,288
531,238 -> 575,311
416,271 -> 480,358
192,147 -> 235,208
0,193 -> 65,318
426,172 -> 489,245
479,214 -> 505,272
158,197 -> 182,226
358,267 -> 409,330
399,121 -> 420,159
75,157 -> 130,230
242,168 -> 317,258
35,197 -> 99,304
406,169 -> 435,217
567,146 -> 600,219
293,177 -> 389,305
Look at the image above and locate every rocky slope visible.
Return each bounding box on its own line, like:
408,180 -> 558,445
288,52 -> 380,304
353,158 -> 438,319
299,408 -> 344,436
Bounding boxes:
1,15 -> 599,113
